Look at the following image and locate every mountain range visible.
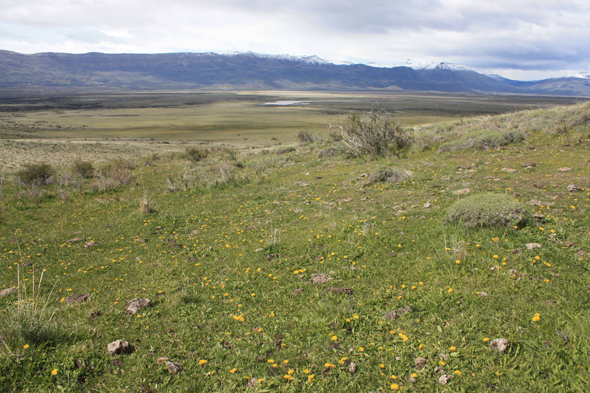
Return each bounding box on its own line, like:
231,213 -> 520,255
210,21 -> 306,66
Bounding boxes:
1,50 -> 589,96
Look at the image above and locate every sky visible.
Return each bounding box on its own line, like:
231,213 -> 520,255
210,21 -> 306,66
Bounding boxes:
0,0 -> 589,81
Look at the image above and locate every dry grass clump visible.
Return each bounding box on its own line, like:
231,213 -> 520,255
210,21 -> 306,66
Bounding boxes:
369,167 -> 409,184
438,129 -> 525,152
138,192 -> 157,215
71,159 -> 95,179
186,147 -> 208,163
445,193 -> 532,228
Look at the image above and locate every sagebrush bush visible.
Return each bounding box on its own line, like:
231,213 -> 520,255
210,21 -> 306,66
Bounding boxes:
72,159 -> 94,178
297,129 -> 316,144
438,129 -> 525,152
16,163 -> 55,186
187,147 -> 208,163
445,193 -> 532,228
338,110 -> 413,157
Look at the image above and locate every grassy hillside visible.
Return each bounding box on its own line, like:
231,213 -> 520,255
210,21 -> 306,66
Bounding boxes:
0,103 -> 589,392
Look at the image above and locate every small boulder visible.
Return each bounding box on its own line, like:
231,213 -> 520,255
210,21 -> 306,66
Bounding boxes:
310,273 -> 332,285
452,188 -> 470,195
84,241 -> 99,248
439,374 -> 453,385
125,298 -> 152,315
525,243 -> 542,250
107,340 -> 134,355
501,168 -> 517,173
66,293 -> 91,304
166,360 -> 183,374
567,184 -> 582,192
489,338 -> 510,353
414,357 -> 427,370
557,167 -> 572,172
348,362 -> 357,374
324,287 -> 354,295
156,357 -> 170,365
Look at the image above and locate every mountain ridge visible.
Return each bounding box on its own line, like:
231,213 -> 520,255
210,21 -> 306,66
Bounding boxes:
1,50 -> 589,96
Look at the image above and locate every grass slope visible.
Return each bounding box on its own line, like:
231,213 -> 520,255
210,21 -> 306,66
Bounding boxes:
0,103 -> 589,392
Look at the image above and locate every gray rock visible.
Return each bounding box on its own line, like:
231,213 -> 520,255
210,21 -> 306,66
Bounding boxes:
526,243 -> 542,250
490,338 -> 510,353
66,293 -> 91,304
107,339 -> 134,356
125,298 -> 152,315
166,360 -> 183,374
310,273 -> 332,285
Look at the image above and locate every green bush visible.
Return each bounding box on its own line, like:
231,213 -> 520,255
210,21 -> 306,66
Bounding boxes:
72,159 -> 94,178
186,147 -> 208,163
16,163 -> 55,186
339,110 -> 413,157
445,192 -> 532,228
438,129 -> 525,152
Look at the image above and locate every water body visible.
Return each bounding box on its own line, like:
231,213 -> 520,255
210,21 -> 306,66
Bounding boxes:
262,100 -> 359,106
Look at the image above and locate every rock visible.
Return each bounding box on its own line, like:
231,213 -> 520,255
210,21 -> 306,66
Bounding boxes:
84,241 -> 99,248
383,310 -> 398,321
156,357 -> 170,365
254,248 -> 265,252
439,353 -> 449,360
0,287 -> 18,297
125,298 -> 152,315
67,237 -> 85,243
325,287 -> 354,295
521,162 -> 537,168
291,288 -> 303,296
310,273 -> 332,285
567,184 -> 582,192
66,293 -> 91,304
558,167 -> 572,172
525,243 -> 542,250
295,181 -> 309,187
414,357 -> 427,370
107,340 -> 134,356
137,238 -> 149,243
319,148 -> 338,157
397,305 -> 412,315
534,213 -> 545,220
479,292 -> 488,297
246,377 -> 259,388
423,202 -> 431,208
489,338 -> 510,353
452,188 -> 470,195
439,374 -> 453,385
501,168 -> 517,172
348,362 -> 357,374
563,241 -> 577,248
529,200 -> 553,206
576,250 -> 587,258
166,360 -> 183,374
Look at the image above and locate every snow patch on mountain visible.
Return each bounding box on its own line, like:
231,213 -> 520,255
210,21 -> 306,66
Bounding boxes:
221,51 -> 329,65
401,59 -> 473,72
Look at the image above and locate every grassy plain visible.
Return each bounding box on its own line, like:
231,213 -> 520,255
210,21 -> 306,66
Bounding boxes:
0,92 -> 589,392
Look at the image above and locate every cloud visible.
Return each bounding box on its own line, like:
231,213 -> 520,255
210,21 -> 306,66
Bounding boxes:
0,0 -> 589,79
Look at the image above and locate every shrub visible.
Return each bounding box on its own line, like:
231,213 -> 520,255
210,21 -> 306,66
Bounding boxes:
338,110 -> 413,157
369,167 -> 409,183
438,129 -> 525,152
72,159 -> 94,178
445,193 -> 532,228
297,129 -> 316,144
187,147 -> 208,163
16,163 -> 55,186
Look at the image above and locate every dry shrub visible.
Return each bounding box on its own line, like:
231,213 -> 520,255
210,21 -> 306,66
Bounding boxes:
139,192 -> 156,215
16,163 -> 56,186
90,168 -> 135,192
369,167 -> 409,184
186,147 -> 208,163
297,129 -> 317,144
72,159 -> 94,178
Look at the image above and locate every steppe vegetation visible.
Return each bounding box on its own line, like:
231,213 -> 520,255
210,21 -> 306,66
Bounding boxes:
0,95 -> 589,392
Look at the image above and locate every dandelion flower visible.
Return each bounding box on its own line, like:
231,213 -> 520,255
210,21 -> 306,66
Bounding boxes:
23,344 -> 29,349
199,359 -> 208,365
51,369 -> 58,376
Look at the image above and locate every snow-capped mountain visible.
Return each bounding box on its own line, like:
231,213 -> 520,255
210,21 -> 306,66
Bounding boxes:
401,60 -> 473,72
222,51 -> 329,65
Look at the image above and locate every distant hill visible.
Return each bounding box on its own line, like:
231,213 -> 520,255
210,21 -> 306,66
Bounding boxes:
1,50 -> 589,96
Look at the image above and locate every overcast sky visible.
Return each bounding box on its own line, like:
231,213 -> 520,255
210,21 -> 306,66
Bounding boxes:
1,0 -> 589,80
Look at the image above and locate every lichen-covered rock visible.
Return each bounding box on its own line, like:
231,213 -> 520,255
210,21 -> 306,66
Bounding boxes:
107,340 -> 134,356
125,298 -> 152,315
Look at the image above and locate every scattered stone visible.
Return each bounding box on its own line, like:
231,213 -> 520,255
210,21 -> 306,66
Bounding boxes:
107,340 -> 134,356
125,298 -> 152,315
414,357 -> 427,370
557,167 -> 572,172
383,310 -> 399,321
526,243 -> 542,250
254,248 -> 265,252
563,241 -> 577,248
356,173 -> 369,180
310,273 -> 332,285
246,378 -> 259,388
439,353 -> 449,360
67,237 -> 85,243
325,287 -> 354,295
501,168 -> 517,173
452,188 -> 470,195
483,176 -> 500,181
66,293 -> 91,304
294,181 -> 309,187
137,238 -> 149,243
291,288 -> 303,296
397,305 -> 412,315
439,374 -> 453,385
479,292 -> 488,297
489,338 -> 510,353
0,287 -> 18,297
348,362 -> 357,374
156,357 -> 170,365
534,213 -> 545,220
567,184 -> 582,192
423,202 -> 431,208
521,162 -> 537,168
84,241 -> 99,248
167,360 -> 183,374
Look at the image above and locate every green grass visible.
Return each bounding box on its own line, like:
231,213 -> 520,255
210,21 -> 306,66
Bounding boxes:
0,102 -> 590,392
